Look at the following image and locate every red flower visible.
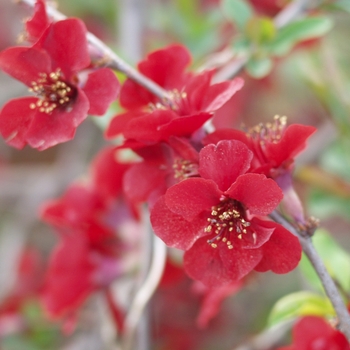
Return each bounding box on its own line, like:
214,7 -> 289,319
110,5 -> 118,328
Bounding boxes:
278,316 -> 350,350
0,18 -> 119,150
106,44 -> 243,143
40,147 -> 138,317
123,136 -> 200,206
151,140 -> 301,286
204,116 -> 316,178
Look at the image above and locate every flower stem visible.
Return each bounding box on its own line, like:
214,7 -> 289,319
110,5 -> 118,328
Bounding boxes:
17,0 -> 173,103
270,211 -> 350,341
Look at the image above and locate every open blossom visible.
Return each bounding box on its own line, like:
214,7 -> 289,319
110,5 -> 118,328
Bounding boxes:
106,44 -> 243,143
151,140 -> 301,286
204,116 -> 316,223
0,18 -> 119,150
278,316 -> 350,350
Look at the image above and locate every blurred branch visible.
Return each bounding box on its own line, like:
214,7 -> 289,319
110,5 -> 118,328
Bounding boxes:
270,210 -> 350,341
17,0 -> 173,103
121,234 -> 166,350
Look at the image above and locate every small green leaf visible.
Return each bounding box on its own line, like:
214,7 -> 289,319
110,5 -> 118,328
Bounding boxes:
246,17 -> 276,44
246,57 -> 272,78
269,17 -> 333,56
222,0 -> 253,30
268,291 -> 334,327
299,228 -> 350,293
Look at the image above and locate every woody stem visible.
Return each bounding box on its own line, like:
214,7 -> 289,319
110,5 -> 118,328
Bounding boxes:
270,210 -> 350,341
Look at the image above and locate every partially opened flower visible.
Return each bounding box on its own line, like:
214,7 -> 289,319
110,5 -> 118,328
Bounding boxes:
0,18 -> 119,150
151,140 -> 301,286
106,44 -> 243,143
278,316 -> 350,350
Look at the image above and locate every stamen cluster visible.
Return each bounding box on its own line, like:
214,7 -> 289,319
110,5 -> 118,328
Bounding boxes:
29,69 -> 75,114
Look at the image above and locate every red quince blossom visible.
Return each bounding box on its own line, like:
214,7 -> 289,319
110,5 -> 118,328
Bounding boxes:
106,44 -> 243,143
40,147 -> 138,318
123,136 -> 200,206
204,116 -> 316,178
151,139 -> 301,286
204,117 -> 316,223
0,18 -> 119,150
278,316 -> 350,350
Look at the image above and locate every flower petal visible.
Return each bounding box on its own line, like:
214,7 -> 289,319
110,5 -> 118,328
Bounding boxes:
184,236 -> 262,286
36,19 -> 90,78
82,68 -> 120,116
0,47 -> 51,86
151,196 -> 207,250
25,89 -> 89,150
201,77 -> 244,112
226,173 -> 283,215
0,97 -> 37,149
199,140 -> 253,191
254,221 -> 301,273
165,178 -> 221,221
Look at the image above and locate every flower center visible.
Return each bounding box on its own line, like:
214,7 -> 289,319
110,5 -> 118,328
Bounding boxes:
148,89 -> 188,114
172,158 -> 198,181
247,115 -> 287,145
29,69 -> 76,114
205,199 -> 254,249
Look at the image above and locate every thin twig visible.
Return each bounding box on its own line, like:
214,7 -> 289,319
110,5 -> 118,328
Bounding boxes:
269,211 -> 350,341
17,0 -> 173,103
121,234 -> 166,350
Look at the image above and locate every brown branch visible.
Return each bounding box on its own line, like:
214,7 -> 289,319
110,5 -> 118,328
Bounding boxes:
269,211 -> 350,341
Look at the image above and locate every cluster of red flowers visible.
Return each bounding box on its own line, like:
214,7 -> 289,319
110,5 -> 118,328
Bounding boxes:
0,0 -> 318,335
0,0 -> 119,150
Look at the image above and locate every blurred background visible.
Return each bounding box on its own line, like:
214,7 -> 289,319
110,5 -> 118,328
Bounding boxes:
0,0 -> 350,349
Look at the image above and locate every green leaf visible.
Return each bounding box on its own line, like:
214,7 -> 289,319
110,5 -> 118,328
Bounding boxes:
246,17 -> 276,44
222,0 -> 253,30
268,291 -> 334,327
269,17 -> 333,56
299,228 -> 350,293
246,57 -> 273,78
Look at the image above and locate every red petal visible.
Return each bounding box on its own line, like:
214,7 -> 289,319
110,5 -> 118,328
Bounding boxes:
25,0 -> 50,42
139,44 -> 192,89
41,233 -> 94,317
25,90 -> 89,150
202,128 -> 249,147
292,316 -> 350,349
123,109 -> 174,142
226,173 -> 283,215
199,140 -> 253,191
184,236 -> 262,286
164,178 -> 221,221
266,124 -> 317,167
201,77 -> 244,112
90,146 -> 128,199
151,196 -> 208,250
123,162 -> 168,204
105,109 -> 146,139
36,19 -> 90,78
0,97 -> 37,149
120,44 -> 191,109
82,68 -> 120,115
254,221 -> 301,273
0,47 -> 51,86
159,112 -> 212,138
